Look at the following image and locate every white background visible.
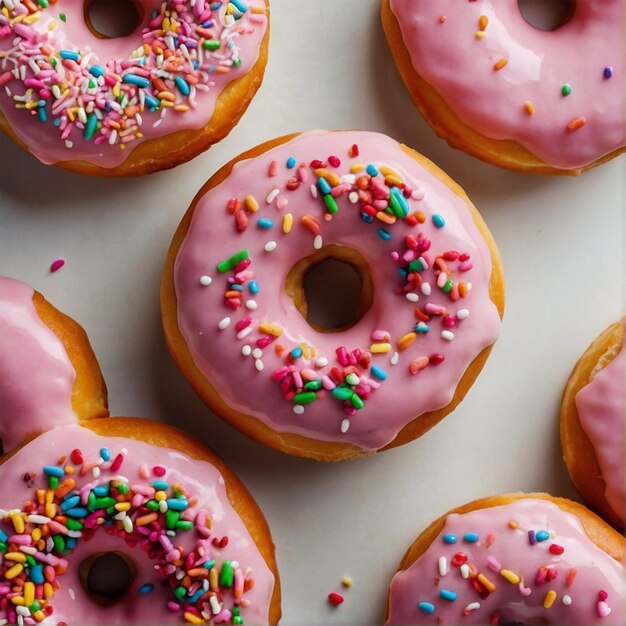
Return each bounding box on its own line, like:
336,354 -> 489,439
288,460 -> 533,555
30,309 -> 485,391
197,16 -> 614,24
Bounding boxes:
1,1 -> 624,623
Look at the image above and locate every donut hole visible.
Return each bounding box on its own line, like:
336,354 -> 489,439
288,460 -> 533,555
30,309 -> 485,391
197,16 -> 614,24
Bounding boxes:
287,245 -> 373,333
518,0 -> 576,31
85,0 -> 143,39
79,551 -> 136,606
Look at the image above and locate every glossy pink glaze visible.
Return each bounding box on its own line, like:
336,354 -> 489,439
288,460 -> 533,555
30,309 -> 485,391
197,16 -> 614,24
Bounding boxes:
0,276 -> 76,454
575,321 -> 625,519
0,424 -> 275,624
0,0 -> 267,167
173,131 -> 501,450
387,498 -> 624,625
389,0 -> 625,170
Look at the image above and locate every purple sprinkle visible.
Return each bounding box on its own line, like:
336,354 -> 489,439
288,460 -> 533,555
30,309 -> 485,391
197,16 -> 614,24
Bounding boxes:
528,529 -> 536,545
603,66 -> 613,79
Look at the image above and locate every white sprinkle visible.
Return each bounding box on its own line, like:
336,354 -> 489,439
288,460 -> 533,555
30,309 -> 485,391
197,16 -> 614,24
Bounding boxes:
441,330 -> 455,341
418,256 -> 429,270
65,140 -> 73,149
241,345 -> 252,356
159,500 -> 168,513
293,405 -> 305,415
252,348 -> 263,359
16,607 -> 30,618
313,235 -> 323,250
421,282 -> 432,296
348,191 -> 359,204
390,352 -> 399,366
460,564 -> 470,579
27,515 -> 50,524
265,188 -> 280,204
199,275 -> 213,286
108,129 -> 118,145
91,467 -> 100,478
315,357 -> 329,368
405,292 -> 419,303
18,546 -> 36,555
562,595 -> 572,606
237,326 -> 253,340
340,419 -> 350,434
264,241 -> 277,252
245,300 -> 258,310
254,359 -> 264,372
412,189 -> 425,201
68,588 -> 76,601
209,595 -> 221,615
218,317 -> 231,330
438,556 -> 448,577
310,184 -> 318,198
464,602 -> 480,613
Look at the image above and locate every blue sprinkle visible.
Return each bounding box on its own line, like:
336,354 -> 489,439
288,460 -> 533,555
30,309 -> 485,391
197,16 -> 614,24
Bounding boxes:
377,228 -> 392,241
60,496 -> 81,511
398,268 -> 408,278
188,589 -> 205,604
145,95 -> 160,110
204,559 -> 216,569
139,583 -> 154,595
317,177 -> 332,195
286,156 -> 296,169
258,218 -> 273,229
536,530 -> 550,542
230,284 -> 244,292
361,213 -> 373,224
415,323 -> 430,334
432,214 -> 446,228
0,529 -> 8,542
54,118 -> 61,127
93,485 -> 109,497
65,507 -> 89,518
371,365 -> 387,381
66,538 -> 77,550
291,347 -> 303,359
30,565 -> 44,584
122,74 -> 151,88
174,76 -> 190,96
440,589 -> 458,602
418,602 -> 435,615
603,66 -> 614,79
59,50 -> 79,61
249,280 -> 260,295
464,532 -> 479,543
99,448 -> 111,461
89,65 -> 104,78
166,498 -> 189,511
43,466 -> 64,478
528,530 -> 537,545
230,0 -> 248,13
366,164 -> 379,177
153,481 -> 169,491
37,107 -> 47,123
443,533 -> 457,544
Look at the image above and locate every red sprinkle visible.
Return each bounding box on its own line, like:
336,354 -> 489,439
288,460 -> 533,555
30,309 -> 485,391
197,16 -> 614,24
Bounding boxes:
50,258 -> 65,273
549,544 -> 565,555
328,592 -> 344,606
430,353 -> 445,365
310,159 -> 326,169
70,449 -> 83,465
349,144 -> 359,157
212,536 -> 229,548
153,465 -> 166,477
598,590 -> 608,601
451,552 -> 467,567
328,155 -> 341,168
110,453 -> 124,472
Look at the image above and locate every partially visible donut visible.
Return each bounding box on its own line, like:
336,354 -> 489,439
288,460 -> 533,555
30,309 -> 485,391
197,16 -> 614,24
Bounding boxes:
162,130 -> 504,461
386,493 -> 624,625
561,318 -> 625,529
0,0 -> 269,176
0,275 -> 108,454
382,0 -> 625,175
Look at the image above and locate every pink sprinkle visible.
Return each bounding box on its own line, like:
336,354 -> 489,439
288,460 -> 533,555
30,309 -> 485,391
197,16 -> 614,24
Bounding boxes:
50,258 -> 65,273
167,601 -> 181,612
597,601 -> 611,618
598,590 -> 608,601
268,160 -> 278,177
153,465 -> 166,477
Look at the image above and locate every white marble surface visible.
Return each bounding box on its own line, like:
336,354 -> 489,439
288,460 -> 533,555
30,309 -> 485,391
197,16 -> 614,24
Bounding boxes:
0,1 -> 624,623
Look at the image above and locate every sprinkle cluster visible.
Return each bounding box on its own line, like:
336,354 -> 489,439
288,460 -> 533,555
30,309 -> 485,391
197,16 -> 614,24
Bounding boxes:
415,518 -> 614,622
200,141 -> 477,435
0,0 -> 265,150
0,445 -> 255,625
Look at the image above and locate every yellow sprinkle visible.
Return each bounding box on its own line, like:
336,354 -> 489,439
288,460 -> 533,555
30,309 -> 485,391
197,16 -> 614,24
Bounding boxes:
155,491 -> 167,502
341,577 -> 353,588
174,105 -> 190,112
115,502 -> 131,511
36,489 -> 46,504
11,514 -> 25,534
251,5 -> 266,13
5,552 -> 27,563
282,213 -> 293,233
160,101 -> 174,108
45,503 -> 57,518
209,567 -> 219,590
10,596 -> 24,606
34,610 -> 46,623
384,175 -> 404,187
370,342 -> 392,354
45,490 -> 54,504
244,195 -> 259,212
397,332 -> 417,351
376,211 -> 396,225
48,21 -> 57,31
159,91 -> 176,101
475,31 -> 486,39
301,344 -> 317,360
315,168 -> 341,187
112,84 -> 120,98
183,611 -> 204,624
24,13 -> 39,25
477,573 -> 496,593
259,323 -> 283,337
544,590 -> 557,609
23,582 -> 35,606
479,15 -> 489,30
44,583 -> 54,600
350,164 -> 365,174
494,58 -> 508,71
4,564 -> 24,580
500,569 -> 520,584
524,101 -> 535,115
32,528 -> 42,542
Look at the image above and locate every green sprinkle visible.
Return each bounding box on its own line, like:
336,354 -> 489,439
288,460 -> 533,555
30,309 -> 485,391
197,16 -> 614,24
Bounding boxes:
293,391 -> 317,405
219,561 -> 234,587
145,500 -> 159,511
332,386 -> 353,401
233,58 -> 242,67
25,555 -> 37,567
304,380 -> 322,391
165,510 -> 180,529
323,194 -> 338,214
234,618 -> 244,625
83,113 -> 98,141
389,187 -> 409,218
59,13 -> 67,22
408,259 -> 425,272
217,249 -> 249,273
36,0 -> 48,7
350,394 -> 365,410
52,535 -> 65,554
65,519 -> 83,531
0,542 -> 6,553
87,492 -> 97,510
442,279 -> 454,293
95,497 -> 115,509
203,40 -> 221,50
117,483 -> 129,495
174,586 -> 187,601
175,520 -> 194,531
48,476 -> 59,490
562,84 -> 572,97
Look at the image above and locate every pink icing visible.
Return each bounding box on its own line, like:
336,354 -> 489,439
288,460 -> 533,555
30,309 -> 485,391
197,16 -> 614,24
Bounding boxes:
386,498 -> 624,625
173,130 -> 501,451
0,424 -> 275,624
0,0 -> 267,167
575,322 -> 625,519
0,276 -> 77,454
388,0 -> 625,170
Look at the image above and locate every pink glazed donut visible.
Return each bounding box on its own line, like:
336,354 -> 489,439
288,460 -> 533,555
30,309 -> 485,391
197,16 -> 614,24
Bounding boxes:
382,0 -> 626,175
0,0 -> 269,176
162,130 -> 505,461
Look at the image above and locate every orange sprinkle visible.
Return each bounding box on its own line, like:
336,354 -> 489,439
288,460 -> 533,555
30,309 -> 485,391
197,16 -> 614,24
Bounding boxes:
301,215 -> 320,235
376,211 -> 397,225
477,573 -> 496,593
508,520 -> 519,529
55,479 -> 76,499
524,101 -> 535,115
459,282 -> 469,298
567,116 -> 586,132
494,58 -> 508,71
566,568 -> 577,587
479,15 -> 489,30
135,513 -> 158,527
397,332 -> 417,351
439,15 -> 446,23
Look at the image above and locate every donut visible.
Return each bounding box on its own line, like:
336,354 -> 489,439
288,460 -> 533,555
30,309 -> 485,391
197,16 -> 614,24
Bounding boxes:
0,275 -> 108,454
0,418 -> 281,625
0,0 -> 269,176
382,0 -> 626,175
162,130 -> 504,461
560,318 -> 624,529
386,493 -> 625,625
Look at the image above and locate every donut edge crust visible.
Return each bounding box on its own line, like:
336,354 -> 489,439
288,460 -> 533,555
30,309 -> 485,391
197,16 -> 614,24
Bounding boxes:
0,417 -> 282,624
380,0 -> 625,176
160,131 -> 505,462
560,320 -> 625,529
383,492 -> 626,622
0,1 -> 270,177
